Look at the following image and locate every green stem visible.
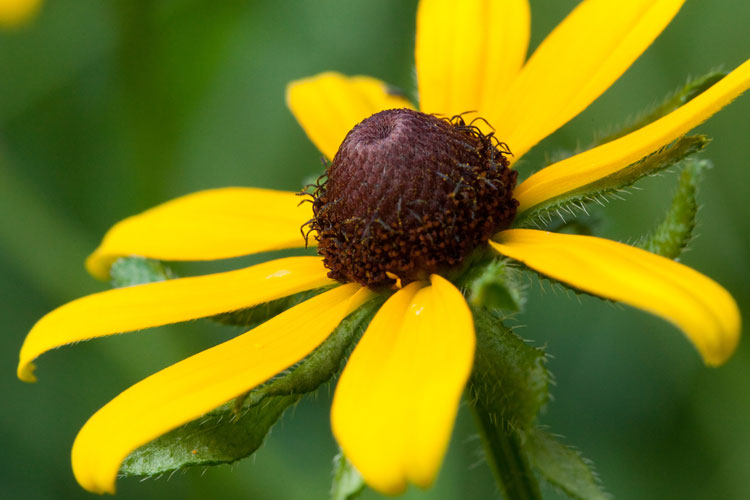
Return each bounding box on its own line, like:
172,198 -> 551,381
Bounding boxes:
470,397 -> 542,500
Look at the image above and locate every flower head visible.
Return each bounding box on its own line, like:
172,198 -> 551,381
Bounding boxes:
310,108 -> 517,287
19,0 -> 748,495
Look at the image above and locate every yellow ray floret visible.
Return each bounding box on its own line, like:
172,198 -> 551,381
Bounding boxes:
286,72 -> 415,161
18,257 -> 335,382
491,230 -> 740,366
332,275 -> 475,494
416,0 -> 530,118
514,59 -> 750,214
491,0 -> 685,161
86,187 -> 311,280
71,283 -> 373,494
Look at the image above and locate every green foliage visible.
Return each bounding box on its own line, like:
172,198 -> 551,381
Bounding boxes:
213,287 -> 333,328
469,310 -> 608,500
526,429 -> 610,500
514,135 -> 709,227
120,299 -> 381,476
121,393 -> 297,476
469,308 -> 548,434
640,159 -> 707,259
458,256 -> 525,312
109,256 -> 175,287
596,71 -> 727,145
330,452 -> 365,500
468,309 -> 548,499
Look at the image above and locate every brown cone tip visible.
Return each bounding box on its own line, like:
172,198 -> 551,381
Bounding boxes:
307,108 -> 518,289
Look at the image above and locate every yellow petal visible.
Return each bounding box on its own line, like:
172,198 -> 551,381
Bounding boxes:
286,72 -> 415,160
492,0 -> 685,161
71,283 -> 373,494
18,257 -> 335,382
416,0 -> 530,119
490,230 -> 740,366
514,59 -> 750,213
85,187 -> 311,280
332,275 -> 475,494
0,0 -> 41,27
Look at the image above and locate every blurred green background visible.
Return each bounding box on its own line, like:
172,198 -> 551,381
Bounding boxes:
1,1 -> 749,499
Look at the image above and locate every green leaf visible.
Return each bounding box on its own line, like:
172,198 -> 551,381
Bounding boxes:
120,298 -> 382,476
468,309 -> 548,500
109,256 -> 175,287
458,256 -> 526,312
514,135 -> 709,227
468,308 -> 549,433
331,452 -> 365,500
639,159 -> 707,259
596,70 -> 727,145
526,428 -> 610,500
212,286 -> 333,328
121,393 -> 299,477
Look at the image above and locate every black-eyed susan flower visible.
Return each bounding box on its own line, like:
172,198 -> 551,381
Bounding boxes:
0,0 -> 41,28
18,0 -> 749,496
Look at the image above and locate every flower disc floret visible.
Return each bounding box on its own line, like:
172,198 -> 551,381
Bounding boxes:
309,108 -> 518,288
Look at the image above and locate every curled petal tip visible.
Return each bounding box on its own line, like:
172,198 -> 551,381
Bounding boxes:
17,361 -> 37,383
85,250 -> 113,282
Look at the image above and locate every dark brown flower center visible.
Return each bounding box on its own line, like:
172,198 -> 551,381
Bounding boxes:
307,108 -> 518,289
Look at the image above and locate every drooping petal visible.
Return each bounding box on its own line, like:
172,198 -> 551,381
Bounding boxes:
86,187 -> 311,280
18,257 -> 335,382
490,229 -> 740,366
332,275 -> 475,494
514,59 -> 750,214
416,0 -> 530,118
286,72 -> 415,160
71,283 -> 373,494
491,0 -> 685,161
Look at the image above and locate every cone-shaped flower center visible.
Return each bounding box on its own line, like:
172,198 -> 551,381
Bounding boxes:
310,108 -> 518,288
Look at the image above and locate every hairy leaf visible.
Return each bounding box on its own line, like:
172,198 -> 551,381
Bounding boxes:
331,452 -> 365,500
468,308 -> 549,432
527,428 -> 610,500
120,299 -> 381,476
514,135 -> 709,227
640,159 -> 707,259
212,286 -> 333,328
109,256 -> 174,287
596,71 -> 727,145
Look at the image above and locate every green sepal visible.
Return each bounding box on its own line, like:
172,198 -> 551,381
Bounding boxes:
596,70 -> 727,145
109,256 -> 175,287
458,256 -> 525,312
468,307 -> 549,433
514,135 -> 709,227
639,159 -> 707,259
526,428 -> 610,500
212,286 -> 334,328
119,298 -> 382,477
330,452 -> 365,500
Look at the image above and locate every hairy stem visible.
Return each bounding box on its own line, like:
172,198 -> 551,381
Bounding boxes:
471,398 -> 542,500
